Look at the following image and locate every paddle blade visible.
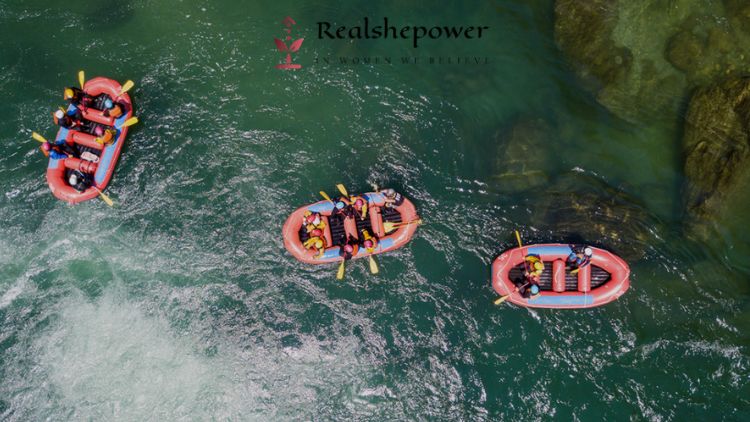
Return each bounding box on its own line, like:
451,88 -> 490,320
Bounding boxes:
369,256 -> 379,274
78,70 -> 85,88
94,188 -> 114,207
32,132 -> 47,143
515,230 -> 523,249
494,295 -> 510,305
336,184 -> 348,196
570,268 -> 580,275
336,260 -> 345,280
119,80 -> 134,95
320,191 -> 332,203
383,221 -> 397,232
121,116 -> 139,127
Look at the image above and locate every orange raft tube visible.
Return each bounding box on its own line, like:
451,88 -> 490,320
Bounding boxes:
282,191 -> 419,264
491,244 -> 630,309
46,77 -> 133,203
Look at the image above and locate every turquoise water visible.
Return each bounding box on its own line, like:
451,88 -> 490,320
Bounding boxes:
0,0 -> 748,420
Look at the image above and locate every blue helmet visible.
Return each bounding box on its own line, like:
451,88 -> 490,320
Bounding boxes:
530,285 -> 540,295
335,202 -> 345,210
104,99 -> 113,109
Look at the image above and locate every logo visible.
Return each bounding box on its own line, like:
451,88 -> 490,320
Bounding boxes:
274,17 -> 304,70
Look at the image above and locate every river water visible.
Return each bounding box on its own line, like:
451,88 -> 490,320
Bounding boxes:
0,0 -> 748,420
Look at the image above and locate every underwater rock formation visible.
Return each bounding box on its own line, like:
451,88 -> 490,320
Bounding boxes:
553,0 -> 684,123
531,172 -> 656,260
682,76 -> 750,237
665,16 -> 750,85
491,118 -> 552,193
554,0 -> 750,123
553,0 -> 632,89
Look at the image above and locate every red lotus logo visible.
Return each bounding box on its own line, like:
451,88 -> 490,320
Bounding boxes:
275,17 -> 303,70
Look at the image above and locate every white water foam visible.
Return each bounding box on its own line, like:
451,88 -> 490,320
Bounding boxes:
2,286 -> 374,421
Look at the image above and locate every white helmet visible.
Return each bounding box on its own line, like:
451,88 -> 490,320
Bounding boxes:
68,173 -> 78,186
55,110 -> 65,119
584,247 -> 593,257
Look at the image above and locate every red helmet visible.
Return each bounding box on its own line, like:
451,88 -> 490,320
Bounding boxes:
311,228 -> 322,237
355,199 -> 364,207
344,244 -> 354,253
42,142 -> 52,152
364,240 -> 373,248
306,214 -> 317,224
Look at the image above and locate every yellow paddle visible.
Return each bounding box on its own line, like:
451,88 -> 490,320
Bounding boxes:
383,218 -> 422,232
368,256 -> 379,274
320,191 -> 335,205
120,116 -> 138,128
78,70 -> 85,88
119,80 -> 134,95
493,295 -> 511,305
336,184 -> 348,196
336,260 -> 345,280
32,132 -> 48,143
92,187 -> 114,207
515,230 -> 523,249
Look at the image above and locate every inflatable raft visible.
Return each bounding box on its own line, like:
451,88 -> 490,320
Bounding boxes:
282,191 -> 419,264
47,77 -> 133,203
492,244 -> 630,309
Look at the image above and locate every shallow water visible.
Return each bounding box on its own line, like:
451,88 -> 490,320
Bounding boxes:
0,0 -> 748,420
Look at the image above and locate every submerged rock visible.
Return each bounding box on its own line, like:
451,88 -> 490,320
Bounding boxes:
530,172 -> 656,260
682,76 -> 750,237
553,0 -> 684,122
491,118 -> 552,193
553,0 -> 632,89
724,0 -> 750,36
665,18 -> 750,85
554,0 -> 750,122
665,30 -> 707,75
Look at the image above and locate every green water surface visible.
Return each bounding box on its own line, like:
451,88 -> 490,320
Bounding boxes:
0,0 -> 748,420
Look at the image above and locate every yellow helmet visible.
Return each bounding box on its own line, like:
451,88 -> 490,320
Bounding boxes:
534,261 -> 544,271
64,88 -> 74,100
314,239 -> 323,249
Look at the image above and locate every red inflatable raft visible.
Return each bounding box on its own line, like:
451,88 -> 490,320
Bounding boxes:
282,191 -> 419,264
491,244 -> 630,309
46,77 -> 133,203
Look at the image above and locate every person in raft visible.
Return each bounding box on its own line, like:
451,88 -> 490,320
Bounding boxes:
41,141 -> 75,160
68,170 -> 92,192
341,194 -> 367,220
102,99 -> 124,118
52,109 -> 83,130
331,199 -> 355,218
303,211 -> 326,233
339,235 -> 359,260
516,282 -> 540,299
524,254 -> 545,283
303,235 -> 326,259
63,87 -> 95,109
381,188 -> 404,208
567,246 -> 593,272
93,126 -> 116,145
361,229 -> 378,253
